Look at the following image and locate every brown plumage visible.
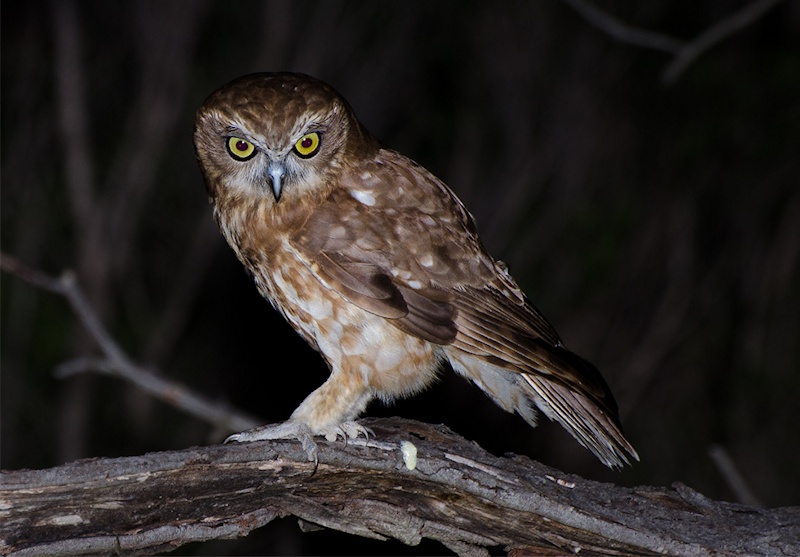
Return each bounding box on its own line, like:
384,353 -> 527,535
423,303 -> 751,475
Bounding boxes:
194,72 -> 638,468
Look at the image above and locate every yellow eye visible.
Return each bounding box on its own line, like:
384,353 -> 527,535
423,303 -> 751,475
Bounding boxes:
293,132 -> 321,158
226,137 -> 257,161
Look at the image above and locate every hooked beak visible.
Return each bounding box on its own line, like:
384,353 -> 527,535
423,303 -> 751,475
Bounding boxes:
267,160 -> 286,202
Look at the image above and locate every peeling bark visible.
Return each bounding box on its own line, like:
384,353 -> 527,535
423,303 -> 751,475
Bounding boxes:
2,418 -> 798,556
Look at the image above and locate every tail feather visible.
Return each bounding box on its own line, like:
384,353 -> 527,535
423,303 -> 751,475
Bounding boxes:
521,373 -> 639,468
445,348 -> 638,469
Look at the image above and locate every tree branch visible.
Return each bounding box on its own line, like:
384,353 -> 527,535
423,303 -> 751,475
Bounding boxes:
2,257 -> 797,554
0,252 -> 259,436
2,418 -> 798,556
660,0 -> 785,84
559,0 -> 683,54
560,0 -> 786,85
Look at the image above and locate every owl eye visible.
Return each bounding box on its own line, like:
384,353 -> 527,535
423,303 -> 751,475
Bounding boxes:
293,132 -> 321,158
226,137 -> 257,161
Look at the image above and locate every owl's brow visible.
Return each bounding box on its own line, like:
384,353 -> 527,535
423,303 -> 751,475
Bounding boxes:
224,123 -> 256,139
286,118 -> 328,143
303,121 -> 326,133
303,102 -> 341,127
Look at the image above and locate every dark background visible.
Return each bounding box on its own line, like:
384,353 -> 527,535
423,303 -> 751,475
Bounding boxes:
2,1 -> 799,554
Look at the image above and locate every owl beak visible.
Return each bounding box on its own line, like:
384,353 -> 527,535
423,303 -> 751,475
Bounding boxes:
267,160 -> 286,201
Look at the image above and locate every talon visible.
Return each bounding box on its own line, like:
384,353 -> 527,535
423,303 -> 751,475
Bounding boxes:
338,421 -> 373,441
224,433 -> 239,444
299,432 -> 319,464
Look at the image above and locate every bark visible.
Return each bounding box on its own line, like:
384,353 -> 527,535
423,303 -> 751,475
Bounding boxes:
1,418 -> 798,556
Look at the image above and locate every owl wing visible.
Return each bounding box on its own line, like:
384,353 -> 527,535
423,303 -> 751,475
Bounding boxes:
291,149 -> 488,346
291,150 -> 634,463
293,149 -> 610,395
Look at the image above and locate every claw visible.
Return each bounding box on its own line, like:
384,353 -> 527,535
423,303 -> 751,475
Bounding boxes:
298,430 -> 319,467
339,421 -> 374,441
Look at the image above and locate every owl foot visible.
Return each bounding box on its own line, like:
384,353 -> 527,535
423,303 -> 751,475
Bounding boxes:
224,420 -> 373,464
225,420 -> 319,462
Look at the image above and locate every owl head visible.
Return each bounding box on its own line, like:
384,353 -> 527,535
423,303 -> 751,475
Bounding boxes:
194,72 -> 377,204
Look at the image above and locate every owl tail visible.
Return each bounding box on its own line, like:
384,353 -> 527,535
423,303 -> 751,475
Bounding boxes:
446,349 -> 639,469
519,372 -> 639,469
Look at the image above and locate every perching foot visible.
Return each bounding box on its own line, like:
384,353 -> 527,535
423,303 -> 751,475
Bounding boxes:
225,420 -> 374,463
225,420 -> 319,462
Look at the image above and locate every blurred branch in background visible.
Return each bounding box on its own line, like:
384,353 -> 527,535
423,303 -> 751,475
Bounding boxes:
661,0 -> 787,84
0,253 -> 259,439
46,0 -> 212,462
560,0 -> 787,84
708,444 -> 763,508
559,0 -> 683,54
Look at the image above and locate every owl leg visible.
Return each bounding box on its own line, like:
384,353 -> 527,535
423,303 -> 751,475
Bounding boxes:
225,369 -> 374,462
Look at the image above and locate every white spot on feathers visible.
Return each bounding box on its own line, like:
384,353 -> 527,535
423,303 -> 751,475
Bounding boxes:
350,189 -> 376,206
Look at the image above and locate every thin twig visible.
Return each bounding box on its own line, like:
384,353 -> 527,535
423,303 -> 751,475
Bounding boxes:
54,357 -> 258,434
0,251 -> 259,435
560,0 -> 684,53
0,253 -> 66,294
661,0 -> 785,84
561,0 -> 785,86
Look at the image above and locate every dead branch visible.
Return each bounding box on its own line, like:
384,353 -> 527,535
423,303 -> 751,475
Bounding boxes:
1,252 -> 796,554
660,0 -> 785,84
2,418 -> 798,556
559,0 -> 683,54
560,0 -> 786,85
0,252 -> 259,435
1,257 -> 798,555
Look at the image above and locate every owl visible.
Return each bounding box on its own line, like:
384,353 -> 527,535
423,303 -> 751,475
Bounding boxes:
194,72 -> 638,468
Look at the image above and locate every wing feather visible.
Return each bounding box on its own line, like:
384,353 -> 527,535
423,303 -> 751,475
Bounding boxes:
315,252 -> 407,318
289,148 -> 636,465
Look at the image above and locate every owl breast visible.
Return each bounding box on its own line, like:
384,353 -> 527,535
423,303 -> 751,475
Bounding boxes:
213,192 -> 440,399
249,247 -> 441,401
